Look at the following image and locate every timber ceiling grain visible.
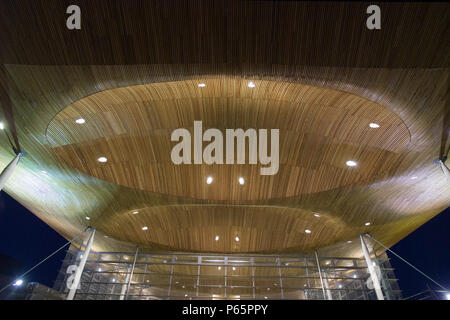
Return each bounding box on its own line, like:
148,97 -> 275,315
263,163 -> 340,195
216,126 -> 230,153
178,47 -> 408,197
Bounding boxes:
0,1 -> 448,255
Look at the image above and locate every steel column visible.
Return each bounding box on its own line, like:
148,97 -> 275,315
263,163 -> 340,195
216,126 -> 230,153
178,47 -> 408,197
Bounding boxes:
251,258 -> 255,299
120,266 -> 131,300
365,237 -> 391,300
125,247 -> 139,299
67,228 -> 95,300
0,153 -> 21,191
224,257 -> 228,298
360,234 -> 384,300
314,251 -> 327,300
305,258 -> 310,299
195,256 -> 201,297
438,160 -> 450,183
322,270 -> 333,300
277,257 -> 285,299
167,255 -> 175,297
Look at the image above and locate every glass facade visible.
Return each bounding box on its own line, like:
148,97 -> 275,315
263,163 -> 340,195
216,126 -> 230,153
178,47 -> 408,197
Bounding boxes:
54,248 -> 401,300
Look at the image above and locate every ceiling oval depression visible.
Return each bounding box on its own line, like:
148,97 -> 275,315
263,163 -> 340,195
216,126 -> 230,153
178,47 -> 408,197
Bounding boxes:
46,78 -> 410,202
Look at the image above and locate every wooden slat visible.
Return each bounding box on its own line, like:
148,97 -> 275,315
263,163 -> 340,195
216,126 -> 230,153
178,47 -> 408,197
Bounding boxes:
0,1 -> 448,255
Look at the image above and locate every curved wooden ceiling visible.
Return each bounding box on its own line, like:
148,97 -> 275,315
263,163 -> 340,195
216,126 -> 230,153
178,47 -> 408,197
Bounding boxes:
0,1 -> 448,255
46,79 -> 410,202
99,205 -> 349,253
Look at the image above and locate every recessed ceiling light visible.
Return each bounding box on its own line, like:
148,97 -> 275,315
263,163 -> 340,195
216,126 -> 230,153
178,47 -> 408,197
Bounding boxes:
339,284 -> 343,288
206,176 -> 213,184
314,213 -> 320,218
132,211 -> 138,215
305,229 -> 311,234
104,235 -> 108,238
112,278 -> 116,282
97,156 -> 108,163
13,279 -> 23,286
346,160 -> 357,167
369,123 -> 380,128
0,122 -> 4,130
75,118 -> 86,124
218,266 -> 221,270
98,268 -> 102,272
264,296 -> 268,299
215,235 -> 219,241
184,294 -> 188,297
198,83 -> 206,87
347,240 -> 352,243
365,222 -> 371,226
142,226 -> 148,231
235,236 -> 240,242
353,274 -> 357,278
248,81 -> 256,88
232,267 -> 236,271
238,177 -> 245,185
85,216 -> 90,220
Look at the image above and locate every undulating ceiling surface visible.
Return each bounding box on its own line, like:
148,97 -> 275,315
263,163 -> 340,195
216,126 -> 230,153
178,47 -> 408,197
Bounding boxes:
0,1 -> 448,255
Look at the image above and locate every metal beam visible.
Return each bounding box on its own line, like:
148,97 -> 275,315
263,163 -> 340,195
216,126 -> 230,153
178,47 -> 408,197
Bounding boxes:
120,265 -> 131,300
365,238 -> 391,300
0,153 -> 21,191
277,257 -> 285,299
360,234 -> 384,300
314,251 -> 327,300
322,270 -> 333,300
167,255 -> 175,297
67,228 -> 95,300
124,247 -> 139,299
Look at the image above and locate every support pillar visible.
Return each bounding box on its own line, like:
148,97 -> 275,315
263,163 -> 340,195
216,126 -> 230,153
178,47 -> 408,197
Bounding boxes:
277,257 -> 285,299
251,257 -> 255,299
0,153 -> 21,191
322,271 -> 333,300
304,258 -> 310,299
360,234 -> 384,300
224,256 -> 228,299
438,160 -> 450,183
196,256 -> 201,298
365,237 -> 391,300
67,228 -> 95,300
120,266 -> 131,300
167,255 -> 175,298
125,247 -> 139,299
314,251 -> 327,300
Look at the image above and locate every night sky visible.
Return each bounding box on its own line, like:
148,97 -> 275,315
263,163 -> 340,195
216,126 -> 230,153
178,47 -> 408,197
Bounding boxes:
0,190 -> 448,298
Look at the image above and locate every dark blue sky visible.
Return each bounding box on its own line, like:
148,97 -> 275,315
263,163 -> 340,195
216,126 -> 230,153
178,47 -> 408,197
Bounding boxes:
389,206 -> 450,299
0,191 -> 66,288
0,190 -> 448,298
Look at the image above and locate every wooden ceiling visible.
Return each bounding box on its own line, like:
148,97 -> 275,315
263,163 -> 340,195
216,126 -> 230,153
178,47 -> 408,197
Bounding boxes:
0,1 -> 448,255
47,79 -> 410,201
